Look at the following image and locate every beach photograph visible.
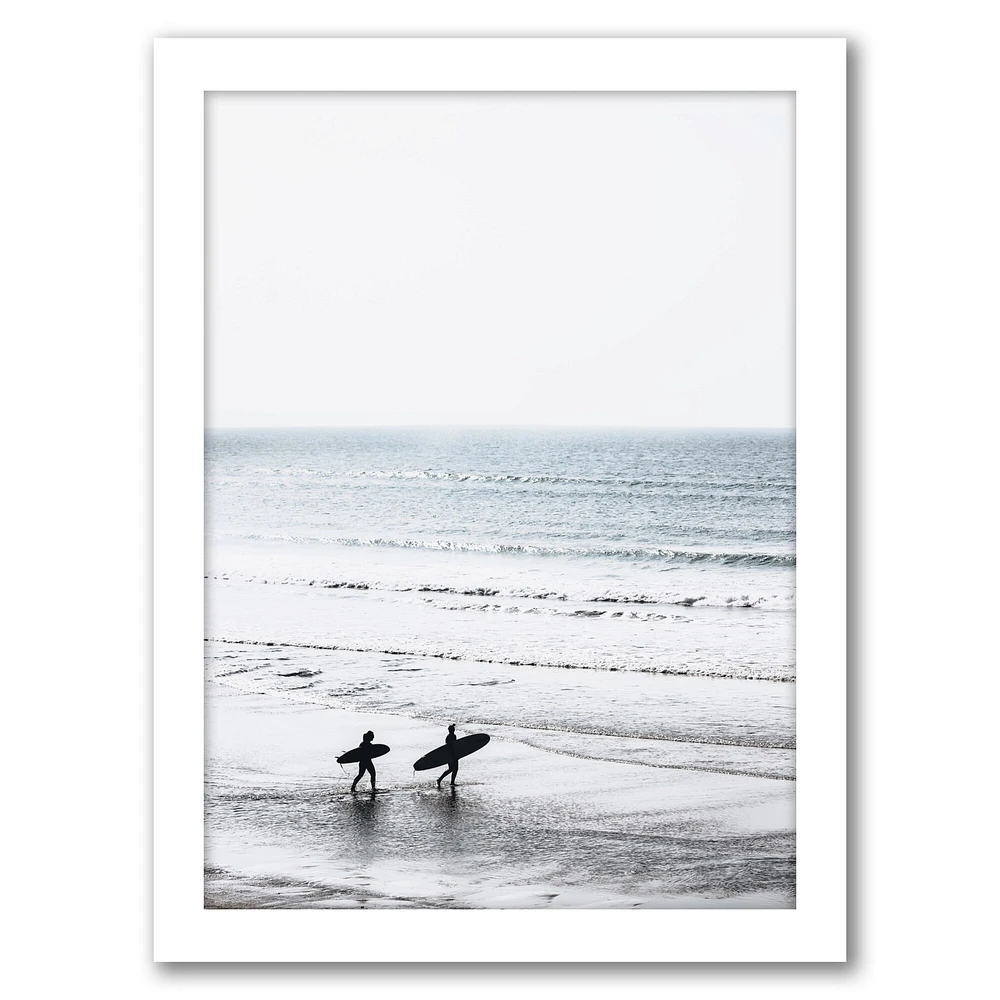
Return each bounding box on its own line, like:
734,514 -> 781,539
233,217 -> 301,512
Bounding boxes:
204,92 -> 795,910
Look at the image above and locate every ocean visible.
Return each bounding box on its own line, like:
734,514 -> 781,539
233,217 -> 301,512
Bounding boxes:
204,428 -> 796,907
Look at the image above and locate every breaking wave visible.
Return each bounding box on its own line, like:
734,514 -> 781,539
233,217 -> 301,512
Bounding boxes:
228,533 -> 795,566
206,572 -> 793,611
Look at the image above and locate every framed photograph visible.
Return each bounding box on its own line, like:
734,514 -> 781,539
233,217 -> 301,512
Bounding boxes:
154,37 -> 845,962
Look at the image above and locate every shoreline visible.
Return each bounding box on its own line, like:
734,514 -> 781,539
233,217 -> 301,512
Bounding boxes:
208,633 -> 798,684
205,682 -> 795,909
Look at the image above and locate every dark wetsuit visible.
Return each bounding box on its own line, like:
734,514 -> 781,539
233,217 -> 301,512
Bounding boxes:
351,738 -> 377,792
438,730 -> 459,787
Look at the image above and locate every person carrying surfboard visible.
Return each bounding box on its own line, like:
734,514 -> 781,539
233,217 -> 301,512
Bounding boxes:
413,728 -> 489,782
437,724 -> 460,788
351,730 -> 378,793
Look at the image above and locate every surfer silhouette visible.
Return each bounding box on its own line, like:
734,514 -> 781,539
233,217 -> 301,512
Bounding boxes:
351,730 -> 378,793
413,728 -> 489,782
437,724 -> 459,788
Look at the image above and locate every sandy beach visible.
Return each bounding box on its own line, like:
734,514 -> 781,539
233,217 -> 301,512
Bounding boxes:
204,428 -> 797,909
205,675 -> 795,909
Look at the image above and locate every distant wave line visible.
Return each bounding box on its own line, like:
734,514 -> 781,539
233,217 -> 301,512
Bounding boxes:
339,469 -> 797,493
228,466 -> 796,492
225,533 -> 797,566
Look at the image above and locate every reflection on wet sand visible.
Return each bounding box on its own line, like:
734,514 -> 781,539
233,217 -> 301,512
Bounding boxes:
206,690 -> 794,909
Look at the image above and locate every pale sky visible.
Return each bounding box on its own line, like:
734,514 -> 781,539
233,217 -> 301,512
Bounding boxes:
207,92 -> 793,428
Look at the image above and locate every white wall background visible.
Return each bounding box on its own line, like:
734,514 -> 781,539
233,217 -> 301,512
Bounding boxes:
2,1 -> 998,997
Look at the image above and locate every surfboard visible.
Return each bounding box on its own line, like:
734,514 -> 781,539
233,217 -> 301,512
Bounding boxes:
336,744 -> 390,765
413,733 -> 490,771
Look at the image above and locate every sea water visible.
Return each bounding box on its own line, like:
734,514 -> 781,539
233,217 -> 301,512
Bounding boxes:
205,428 -> 795,779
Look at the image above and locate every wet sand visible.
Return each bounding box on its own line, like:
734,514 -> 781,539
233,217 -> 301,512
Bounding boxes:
205,683 -> 795,909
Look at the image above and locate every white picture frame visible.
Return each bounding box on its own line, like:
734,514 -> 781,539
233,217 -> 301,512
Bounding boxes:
154,37 -> 845,963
